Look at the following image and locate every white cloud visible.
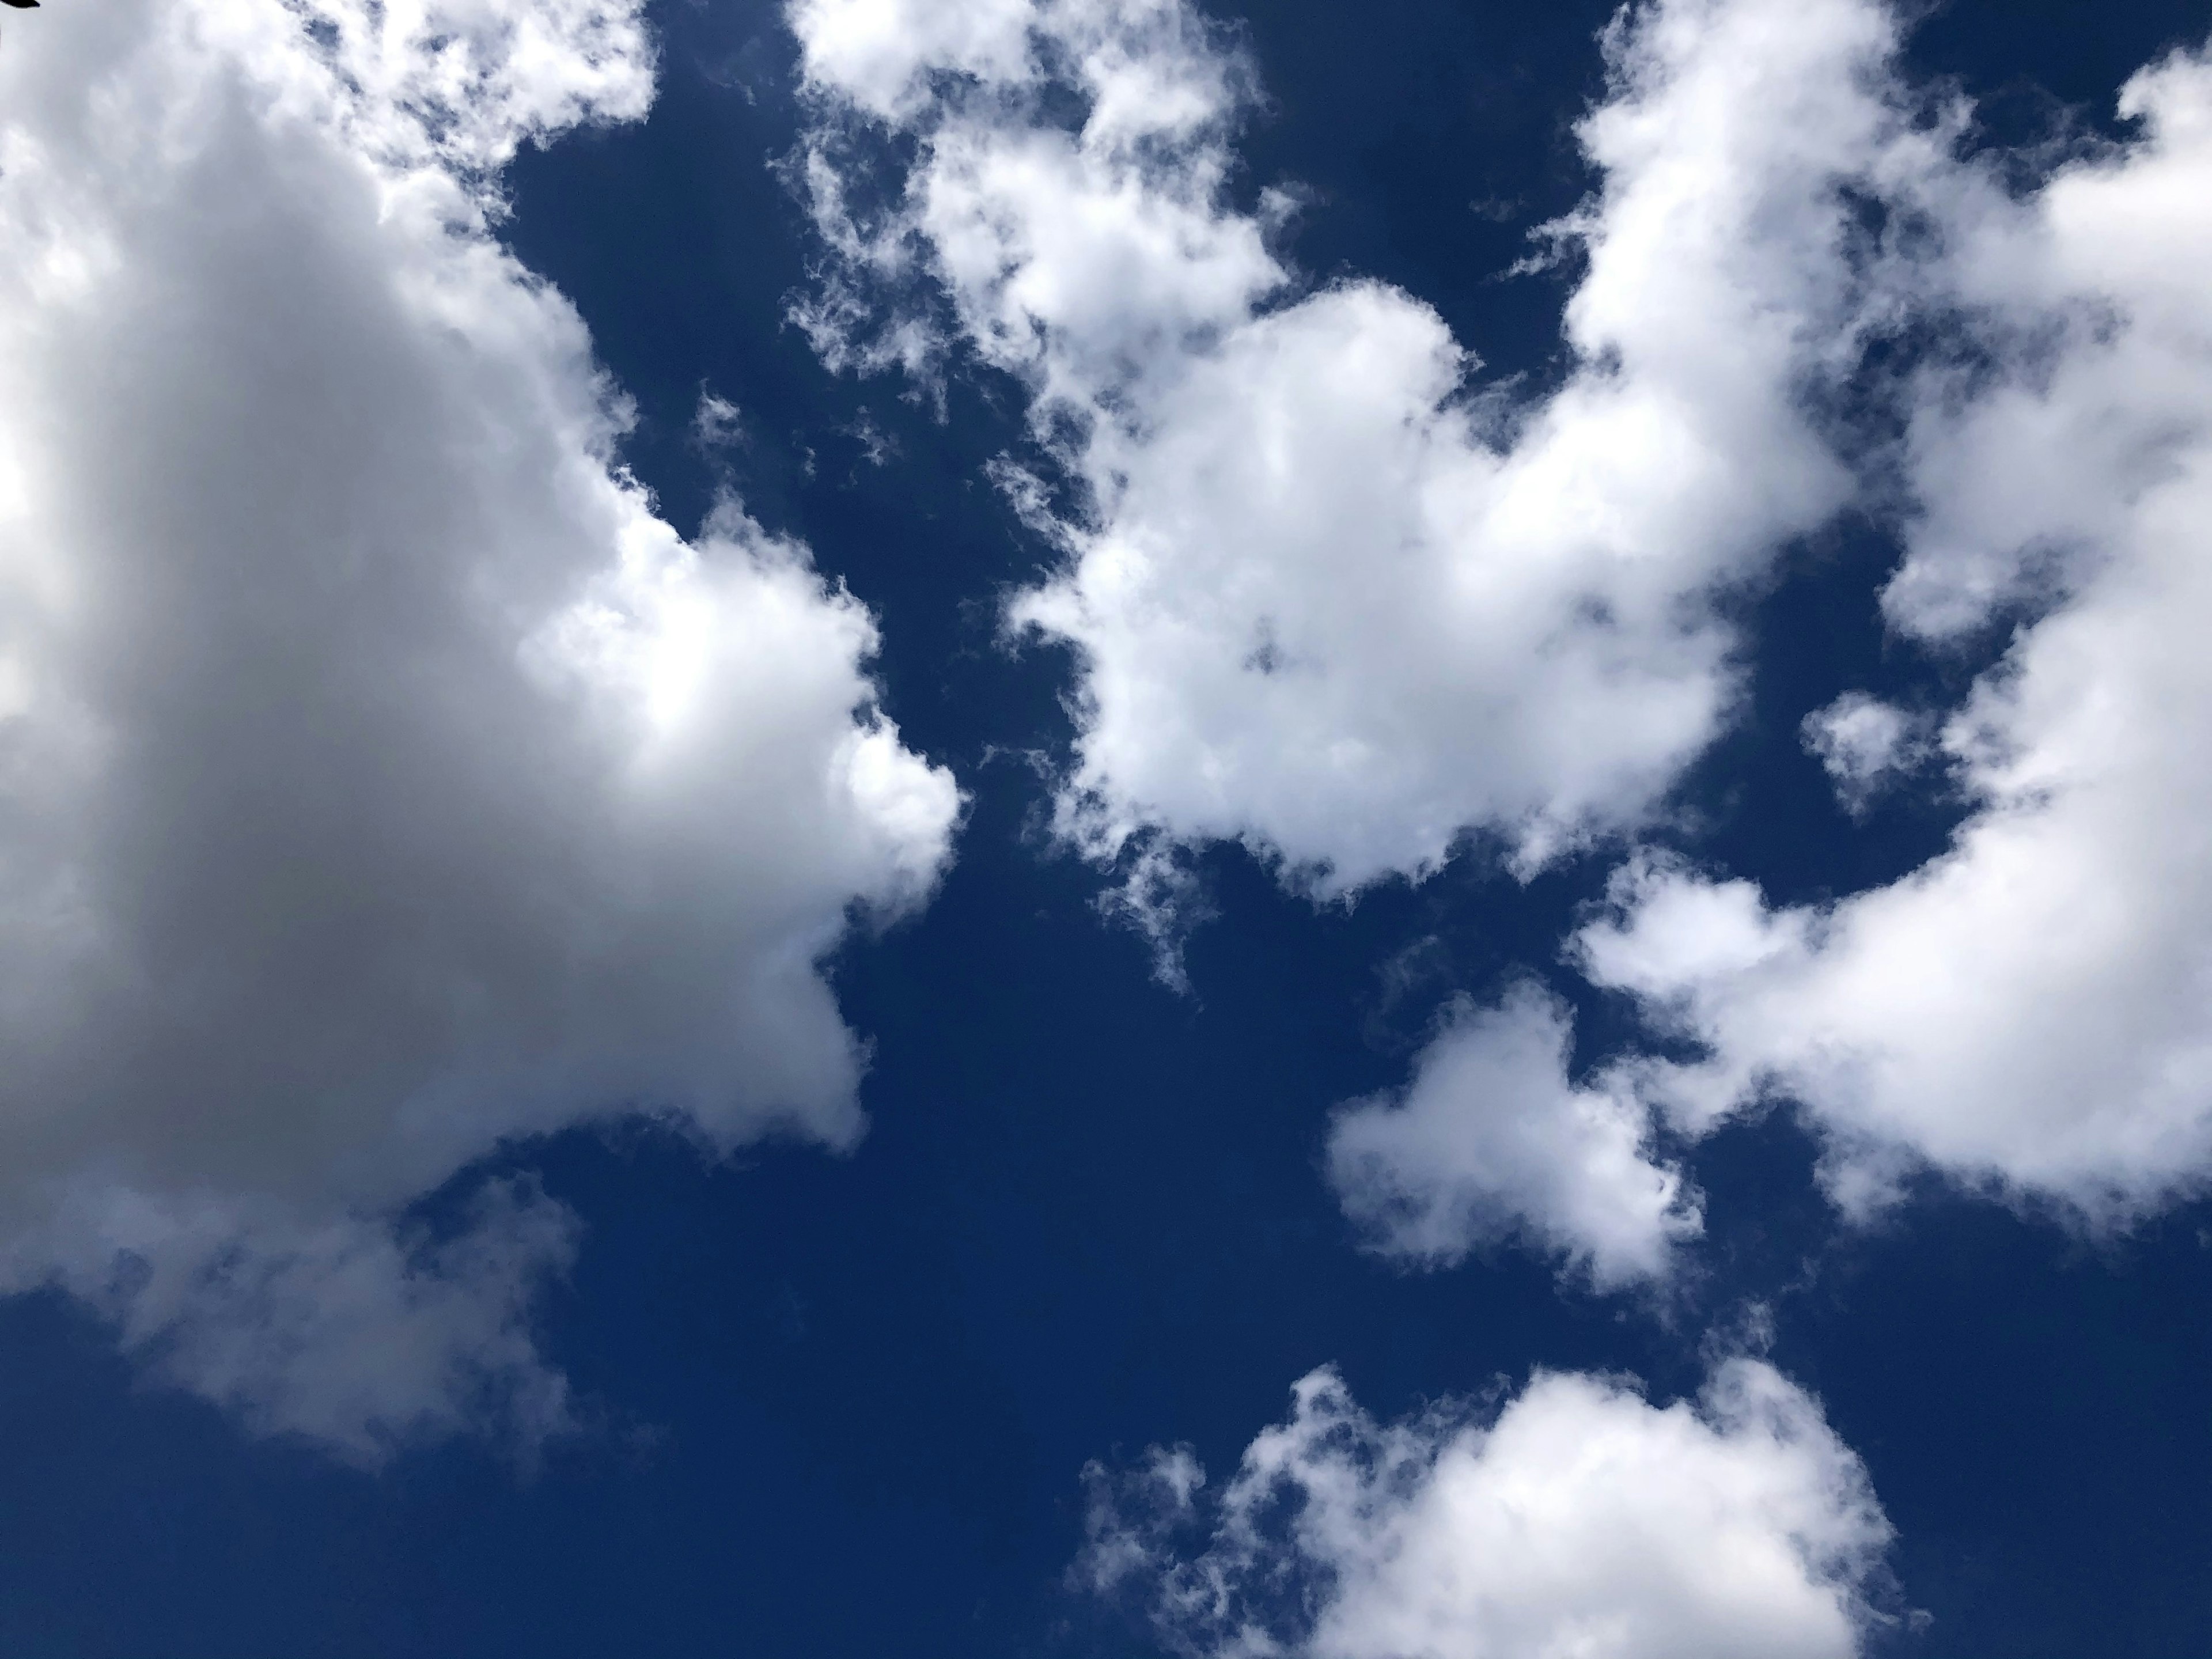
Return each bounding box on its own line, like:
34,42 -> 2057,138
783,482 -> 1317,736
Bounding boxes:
791,0 -> 2212,1243
790,0 -> 1971,1279
1083,1357 -> 1895,1659
0,0 -> 959,1456
1801,692 -> 1926,815
1582,36 -> 2212,1221
1327,984 -> 1699,1290
791,0 -> 1912,899
787,0 -> 1040,122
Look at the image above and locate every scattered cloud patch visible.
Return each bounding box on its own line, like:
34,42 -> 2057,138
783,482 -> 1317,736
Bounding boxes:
800,0 -> 2212,1270
28,1178 -> 581,1465
802,0 -> 2212,1247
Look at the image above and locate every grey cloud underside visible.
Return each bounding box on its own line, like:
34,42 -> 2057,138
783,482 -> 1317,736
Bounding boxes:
0,0 -> 957,1457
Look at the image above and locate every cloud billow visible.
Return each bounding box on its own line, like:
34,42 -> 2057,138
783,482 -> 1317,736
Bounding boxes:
1580,30 -> 2212,1221
1082,1356 -> 1896,1659
0,0 -> 958,1460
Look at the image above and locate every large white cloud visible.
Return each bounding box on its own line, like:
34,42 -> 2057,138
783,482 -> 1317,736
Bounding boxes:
1082,1356 -> 1895,1659
0,0 -> 959,1459
1581,35 -> 2212,1219
790,0 -> 1910,900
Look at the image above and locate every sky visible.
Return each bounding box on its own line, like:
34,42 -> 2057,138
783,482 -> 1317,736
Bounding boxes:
1,0 -> 2211,1653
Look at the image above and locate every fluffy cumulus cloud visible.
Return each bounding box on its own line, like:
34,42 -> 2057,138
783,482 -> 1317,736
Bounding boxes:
0,0 -> 957,1458
1582,32 -> 2212,1219
1082,1357 -> 1895,1659
790,0 -> 1910,897
1327,984 -> 1699,1289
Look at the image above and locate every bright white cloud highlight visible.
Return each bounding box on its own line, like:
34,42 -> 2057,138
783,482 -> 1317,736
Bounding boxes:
1327,984 -> 1699,1289
0,0 -> 957,1459
791,0 -> 1908,896
1583,35 -> 2212,1220
1083,1357 -> 1894,1659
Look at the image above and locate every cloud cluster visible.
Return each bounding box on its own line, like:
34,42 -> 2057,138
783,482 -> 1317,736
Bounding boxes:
0,0 -> 958,1457
1083,1357 -> 1894,1659
1353,16 -> 2212,1244
1584,35 -> 2212,1219
790,0 -> 1903,897
787,0 -> 1937,1279
797,0 -> 2212,1249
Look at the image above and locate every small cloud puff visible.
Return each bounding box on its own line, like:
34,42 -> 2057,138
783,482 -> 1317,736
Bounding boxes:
1801,692 -> 1927,815
1327,983 -> 1700,1291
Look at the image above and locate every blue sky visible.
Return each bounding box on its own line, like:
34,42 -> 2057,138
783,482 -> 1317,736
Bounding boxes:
2,0 -> 2211,1653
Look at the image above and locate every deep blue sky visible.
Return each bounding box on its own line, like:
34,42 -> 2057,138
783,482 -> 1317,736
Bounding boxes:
4,2 -> 2211,1654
